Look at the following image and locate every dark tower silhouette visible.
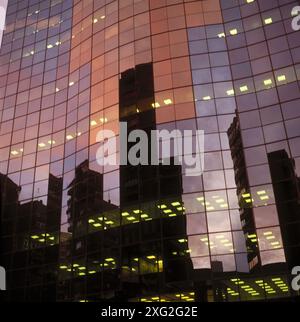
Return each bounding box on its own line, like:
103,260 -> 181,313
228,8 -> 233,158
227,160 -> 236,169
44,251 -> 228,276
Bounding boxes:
119,63 -> 192,301
0,173 -> 62,301
268,150 -> 300,270
227,116 -> 260,271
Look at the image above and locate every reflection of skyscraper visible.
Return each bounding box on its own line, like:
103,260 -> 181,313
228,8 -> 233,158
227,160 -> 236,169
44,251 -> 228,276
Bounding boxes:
228,118 -> 300,275
268,150 -> 300,270
59,160 -> 119,301
227,116 -> 260,271
119,63 -> 191,300
47,174 -> 63,229
57,63 -> 193,302
0,173 -> 20,269
119,63 -> 184,203
0,173 -> 62,301
120,63 -> 183,205
67,160 -> 117,232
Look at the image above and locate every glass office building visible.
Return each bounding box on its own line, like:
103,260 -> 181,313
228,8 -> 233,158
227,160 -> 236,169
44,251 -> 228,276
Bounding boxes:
0,0 -> 300,302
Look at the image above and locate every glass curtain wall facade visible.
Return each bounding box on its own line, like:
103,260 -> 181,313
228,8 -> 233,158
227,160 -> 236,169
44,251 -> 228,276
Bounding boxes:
0,0 -> 300,302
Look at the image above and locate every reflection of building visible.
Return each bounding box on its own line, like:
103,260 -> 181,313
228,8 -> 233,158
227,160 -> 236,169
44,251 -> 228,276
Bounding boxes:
0,173 -> 62,301
60,160 -> 119,301
58,65 -> 191,302
0,174 -> 20,269
227,116 -> 260,271
228,115 -> 300,299
228,113 -> 300,275
119,63 -> 184,203
268,150 -> 300,270
67,160 -> 117,232
119,63 -> 192,300
47,174 -> 64,229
